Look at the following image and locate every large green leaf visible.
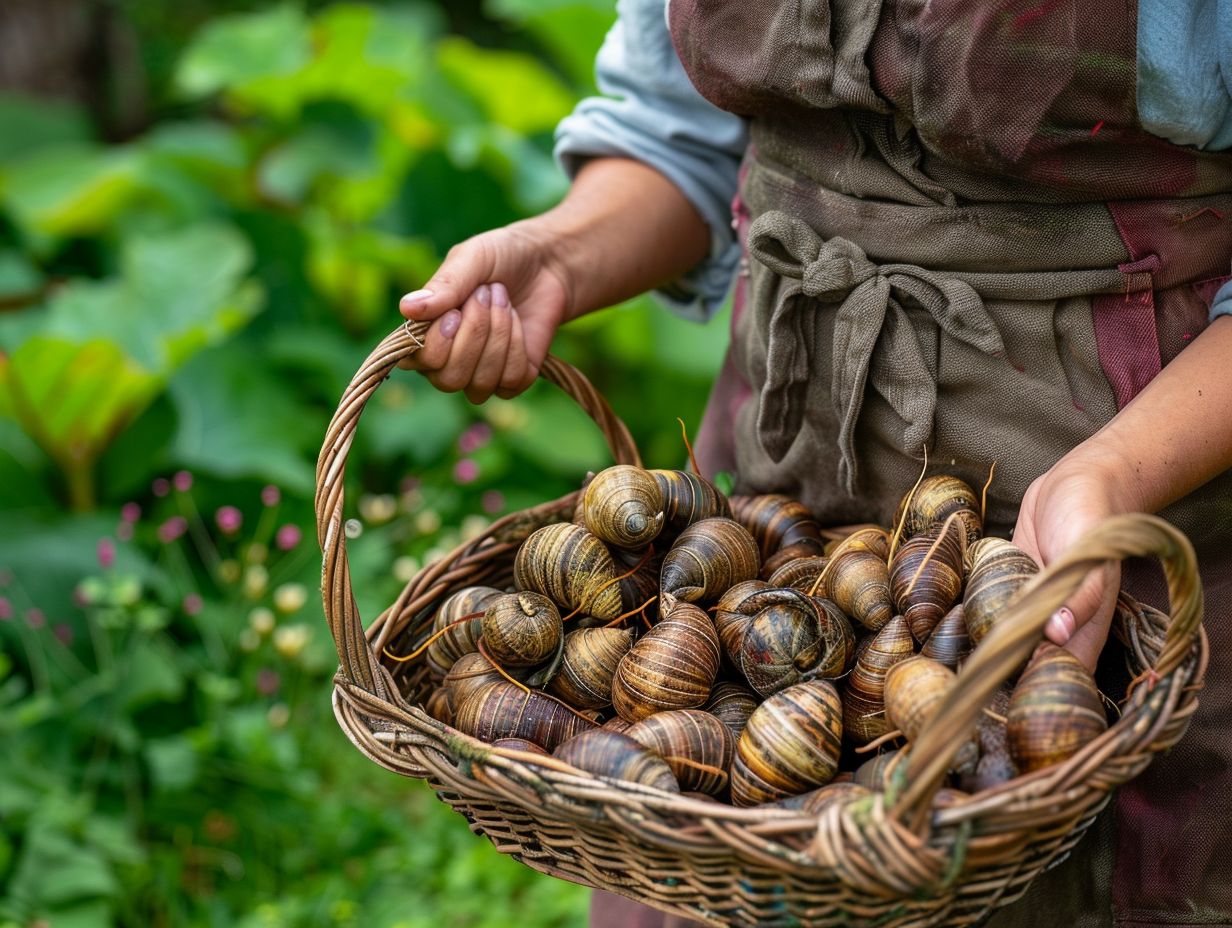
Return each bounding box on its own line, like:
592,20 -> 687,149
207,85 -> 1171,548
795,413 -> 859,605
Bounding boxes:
0,146 -> 142,240
175,5 -> 312,101
0,94 -> 91,164
436,37 -> 575,134
0,250 -> 43,302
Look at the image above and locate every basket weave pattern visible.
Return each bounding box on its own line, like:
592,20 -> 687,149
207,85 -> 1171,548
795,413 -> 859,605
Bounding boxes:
316,324 -> 1207,927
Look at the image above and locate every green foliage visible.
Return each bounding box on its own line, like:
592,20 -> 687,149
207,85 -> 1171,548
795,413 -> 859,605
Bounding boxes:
0,0 -> 730,925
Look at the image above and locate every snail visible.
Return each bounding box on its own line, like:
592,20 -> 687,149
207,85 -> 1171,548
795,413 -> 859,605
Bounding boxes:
702,682 -> 760,739
730,679 -> 843,806
601,716 -> 634,734
626,709 -> 734,795
547,627 -> 636,710
842,615 -> 913,745
425,585 -> 504,677
454,681 -> 595,751
1007,643 -> 1107,773
425,686 -> 455,726
650,469 -> 732,534
609,543 -> 662,624
825,526 -> 890,561
825,535 -> 894,632
728,587 -> 855,697
770,781 -> 871,812
578,465 -> 665,549
491,737 -> 550,756
896,474 -> 983,544
554,729 -> 680,792
962,538 -> 1039,647
610,594 -> 721,722
443,651 -> 505,706
659,517 -> 760,603
884,656 -> 979,776
729,494 -> 826,564
889,522 -> 964,643
919,604 -> 971,670
514,522 -> 627,621
482,592 -> 563,669
853,748 -> 903,790
766,555 -> 829,596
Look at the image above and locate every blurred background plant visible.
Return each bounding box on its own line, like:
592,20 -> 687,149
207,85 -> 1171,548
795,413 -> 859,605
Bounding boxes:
0,1 -> 729,925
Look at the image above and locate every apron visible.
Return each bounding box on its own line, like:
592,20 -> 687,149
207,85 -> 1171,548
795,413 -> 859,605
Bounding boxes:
597,1 -> 1232,925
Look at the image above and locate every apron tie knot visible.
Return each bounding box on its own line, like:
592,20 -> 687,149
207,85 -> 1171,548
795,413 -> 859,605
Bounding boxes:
747,211 -> 1006,494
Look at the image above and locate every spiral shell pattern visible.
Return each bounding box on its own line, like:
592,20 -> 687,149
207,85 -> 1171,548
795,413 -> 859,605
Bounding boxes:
454,681 -> 595,751
547,627 -> 635,710
1007,643 -> 1107,773
514,522 -> 625,620
611,596 -> 721,722
703,682 -> 760,739
426,585 -> 504,677
554,729 -> 680,792
650,469 -> 731,533
962,538 -> 1039,646
897,474 -> 983,544
660,517 -> 761,603
626,709 -> 734,795
890,524 -> 964,643
842,615 -> 914,745
578,465 -> 665,549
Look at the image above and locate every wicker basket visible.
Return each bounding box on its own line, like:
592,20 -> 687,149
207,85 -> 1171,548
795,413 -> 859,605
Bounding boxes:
315,322 -> 1207,927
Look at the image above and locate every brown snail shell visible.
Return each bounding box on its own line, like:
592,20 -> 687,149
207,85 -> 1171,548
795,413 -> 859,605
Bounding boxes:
1007,643 -> 1107,773
770,781 -> 871,812
884,656 -> 956,743
547,627 -> 635,710
889,523 -> 964,643
553,729 -> 679,792
424,686 -> 455,726
650,469 -> 732,534
737,590 -> 855,696
491,737 -> 549,755
730,680 -> 843,806
714,580 -> 770,661
920,604 -> 971,670
853,749 -> 904,790
897,474 -> 983,544
601,716 -> 634,734
578,465 -> 665,549
454,681 -> 595,751
962,538 -> 1039,646
729,494 -> 825,562
826,539 -> 893,632
626,709 -> 734,795
611,595 -> 721,722
843,615 -> 914,745
610,543 -> 662,624
514,522 -> 626,621
481,592 -> 562,669
766,555 -> 829,596
825,526 -> 890,561
660,517 -> 760,603
703,682 -> 760,739
443,651 -> 505,706
426,586 -> 504,677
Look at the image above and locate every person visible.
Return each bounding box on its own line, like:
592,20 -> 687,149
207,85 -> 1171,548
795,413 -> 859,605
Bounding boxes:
399,2 -> 1232,925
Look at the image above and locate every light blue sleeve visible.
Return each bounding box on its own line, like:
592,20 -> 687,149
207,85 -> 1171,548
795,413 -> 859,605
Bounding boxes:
1137,0 -> 1232,150
554,0 -> 749,321
1211,278 -> 1232,321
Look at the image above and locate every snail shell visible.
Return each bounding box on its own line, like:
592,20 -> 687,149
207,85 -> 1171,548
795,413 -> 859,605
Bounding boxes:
553,729 -> 679,792
443,651 -> 504,706
897,475 -> 983,544
514,523 -> 625,621
884,656 -> 956,743
703,682 -> 760,739
825,526 -> 891,561
611,595 -> 721,722
714,580 -> 770,661
454,681 -> 595,751
730,680 -> 843,806
729,494 -> 825,562
578,465 -> 665,549
482,592 -> 563,669
889,523 -> 964,643
770,781 -> 872,812
853,749 -> 904,790
766,555 -> 829,596
827,545 -> 894,632
424,686 -> 454,726
920,604 -> 971,670
1007,643 -> 1107,773
547,627 -> 635,710
426,586 -> 504,677
660,517 -> 760,603
962,538 -> 1039,646
491,737 -> 549,755
601,716 -> 634,734
842,615 -> 914,745
737,590 -> 854,697
626,709 -> 734,795
650,469 -> 732,534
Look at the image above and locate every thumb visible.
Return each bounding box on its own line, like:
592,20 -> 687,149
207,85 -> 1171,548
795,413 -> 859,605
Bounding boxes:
400,239 -> 495,322
1044,561 -> 1118,646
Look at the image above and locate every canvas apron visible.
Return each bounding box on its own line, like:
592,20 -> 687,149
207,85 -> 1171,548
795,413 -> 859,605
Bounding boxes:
594,2 -> 1232,926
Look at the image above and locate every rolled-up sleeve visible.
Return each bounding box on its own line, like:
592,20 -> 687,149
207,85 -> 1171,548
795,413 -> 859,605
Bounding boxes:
1211,278 -> 1232,321
554,0 -> 749,321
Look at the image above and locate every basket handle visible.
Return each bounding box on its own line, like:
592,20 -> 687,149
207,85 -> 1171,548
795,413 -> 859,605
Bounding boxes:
893,513 -> 1204,826
315,321 -> 643,699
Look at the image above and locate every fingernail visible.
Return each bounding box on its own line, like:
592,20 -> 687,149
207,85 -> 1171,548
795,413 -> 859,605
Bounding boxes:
491,282 -> 509,308
476,283 -> 491,307
1045,607 -> 1076,643
401,289 -> 433,305
440,310 -> 461,339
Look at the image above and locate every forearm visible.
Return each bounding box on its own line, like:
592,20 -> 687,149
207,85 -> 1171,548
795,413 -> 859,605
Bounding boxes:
1064,314 -> 1232,511
523,157 -> 711,320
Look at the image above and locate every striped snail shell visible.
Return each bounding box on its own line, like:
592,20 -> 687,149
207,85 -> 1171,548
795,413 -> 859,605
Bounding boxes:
728,494 -> 826,563
702,682 -> 760,739
547,627 -> 635,710
730,679 -> 843,807
884,656 -> 956,743
443,651 -> 505,706
714,580 -> 770,661
920,604 -> 971,670
889,522 -> 964,643
454,681 -> 595,751
626,709 -> 734,795
842,615 -> 914,745
897,474 -> 983,544
426,585 -> 504,677
611,595 -> 721,722
737,589 -> 855,697
650,469 -> 732,534
601,716 -> 634,734
762,542 -> 828,580
578,465 -> 665,549
770,781 -> 872,812
424,686 -> 455,726
553,729 -> 680,792
514,522 -> 625,621
1007,643 -> 1107,773
962,538 -> 1039,646
766,555 -> 829,596
610,543 -> 662,624
482,592 -> 563,669
853,748 -> 904,791
491,737 -> 550,755
660,517 -> 761,603
826,526 -> 891,561
826,543 -> 893,632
